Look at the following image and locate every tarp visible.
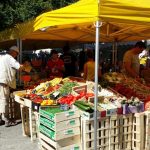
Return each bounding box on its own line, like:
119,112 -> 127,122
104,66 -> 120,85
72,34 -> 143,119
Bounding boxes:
1,0 -> 150,42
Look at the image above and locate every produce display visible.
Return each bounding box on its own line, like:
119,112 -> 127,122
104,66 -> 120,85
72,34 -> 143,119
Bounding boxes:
103,72 -> 125,83
103,72 -> 150,101
14,73 -> 150,150
15,73 -> 147,115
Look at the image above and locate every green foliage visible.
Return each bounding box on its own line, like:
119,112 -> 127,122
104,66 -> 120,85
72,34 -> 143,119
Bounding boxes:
0,0 -> 77,31
51,0 -> 78,9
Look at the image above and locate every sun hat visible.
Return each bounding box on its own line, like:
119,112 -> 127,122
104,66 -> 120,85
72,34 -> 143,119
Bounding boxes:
9,46 -> 19,53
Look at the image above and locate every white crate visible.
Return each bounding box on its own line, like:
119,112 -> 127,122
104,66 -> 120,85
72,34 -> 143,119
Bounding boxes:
81,117 -> 110,150
132,113 -> 144,150
14,90 -> 32,108
108,114 -> 133,150
120,114 -> 133,150
144,111 -> 150,150
40,116 -> 80,132
39,133 -> 81,150
40,124 -> 80,141
40,107 -> 80,123
109,115 -> 121,150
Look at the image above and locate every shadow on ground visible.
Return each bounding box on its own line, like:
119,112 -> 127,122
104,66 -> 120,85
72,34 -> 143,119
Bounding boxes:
0,123 -> 38,150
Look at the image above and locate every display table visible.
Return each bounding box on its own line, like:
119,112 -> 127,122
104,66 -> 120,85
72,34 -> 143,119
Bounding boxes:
13,90 -> 39,141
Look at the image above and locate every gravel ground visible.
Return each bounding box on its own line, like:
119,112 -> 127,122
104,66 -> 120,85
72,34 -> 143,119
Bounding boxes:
0,123 -> 39,150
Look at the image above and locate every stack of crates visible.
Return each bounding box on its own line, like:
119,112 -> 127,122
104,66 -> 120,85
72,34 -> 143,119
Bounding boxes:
39,107 -> 81,150
81,116 -> 110,150
81,114 -> 134,150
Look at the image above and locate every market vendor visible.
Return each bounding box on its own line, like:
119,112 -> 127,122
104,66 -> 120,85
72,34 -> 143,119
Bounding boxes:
0,46 -> 28,127
46,50 -> 65,78
122,41 -> 146,79
83,49 -> 101,81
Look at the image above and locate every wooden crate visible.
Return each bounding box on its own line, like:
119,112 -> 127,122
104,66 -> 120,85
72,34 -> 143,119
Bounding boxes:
40,124 -> 80,141
109,115 -> 121,150
120,114 -> 133,150
20,106 -> 39,141
132,113 -> 144,150
14,90 -> 32,108
81,117 -> 110,150
144,111 -> 150,150
39,133 -> 81,150
109,114 -> 133,150
8,92 -> 21,120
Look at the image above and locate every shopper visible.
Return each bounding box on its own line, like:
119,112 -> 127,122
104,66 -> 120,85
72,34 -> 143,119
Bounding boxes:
83,49 -> 101,81
122,41 -> 146,79
0,46 -> 26,127
46,50 -> 65,78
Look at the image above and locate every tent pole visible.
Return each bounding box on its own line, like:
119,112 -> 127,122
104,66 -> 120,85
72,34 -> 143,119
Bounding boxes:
94,20 -> 101,150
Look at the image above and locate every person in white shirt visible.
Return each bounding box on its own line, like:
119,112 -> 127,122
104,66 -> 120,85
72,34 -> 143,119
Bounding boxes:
0,46 -> 25,127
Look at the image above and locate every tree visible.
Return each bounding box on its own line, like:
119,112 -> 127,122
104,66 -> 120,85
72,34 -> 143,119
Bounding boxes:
0,0 -> 77,31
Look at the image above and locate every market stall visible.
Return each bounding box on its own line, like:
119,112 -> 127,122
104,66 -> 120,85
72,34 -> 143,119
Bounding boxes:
13,75 -> 150,150
1,0 -> 150,150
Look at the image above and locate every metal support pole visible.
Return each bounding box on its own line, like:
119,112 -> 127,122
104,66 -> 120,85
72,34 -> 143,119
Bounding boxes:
94,20 -> 101,150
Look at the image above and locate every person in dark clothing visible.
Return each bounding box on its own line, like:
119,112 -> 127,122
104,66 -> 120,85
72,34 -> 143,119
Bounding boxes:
62,45 -> 77,77
79,50 -> 86,72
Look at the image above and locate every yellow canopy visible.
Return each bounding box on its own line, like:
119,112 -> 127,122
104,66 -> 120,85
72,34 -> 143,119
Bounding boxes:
1,0 -> 150,42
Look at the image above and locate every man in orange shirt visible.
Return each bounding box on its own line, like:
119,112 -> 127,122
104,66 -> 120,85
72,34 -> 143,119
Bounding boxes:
83,49 -> 101,81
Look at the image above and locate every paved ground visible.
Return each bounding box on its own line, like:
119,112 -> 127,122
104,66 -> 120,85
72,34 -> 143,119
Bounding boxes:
0,123 -> 39,150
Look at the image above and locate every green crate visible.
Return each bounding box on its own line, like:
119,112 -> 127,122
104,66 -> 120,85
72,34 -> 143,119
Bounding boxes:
39,107 -> 64,122
39,106 -> 78,123
40,116 -> 55,130
39,124 -> 55,140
